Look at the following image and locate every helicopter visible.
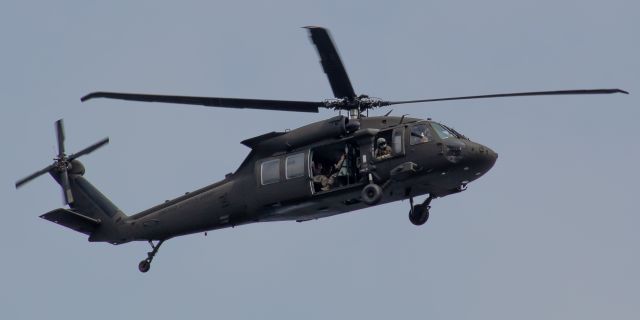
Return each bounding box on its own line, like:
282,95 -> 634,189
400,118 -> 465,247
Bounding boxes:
15,27 -> 627,273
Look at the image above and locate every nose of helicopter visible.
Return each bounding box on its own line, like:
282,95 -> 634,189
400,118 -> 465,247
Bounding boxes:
483,145 -> 498,168
465,142 -> 498,178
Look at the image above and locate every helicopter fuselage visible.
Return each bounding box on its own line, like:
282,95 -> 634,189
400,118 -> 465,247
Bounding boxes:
112,115 -> 497,243
17,25 -> 623,273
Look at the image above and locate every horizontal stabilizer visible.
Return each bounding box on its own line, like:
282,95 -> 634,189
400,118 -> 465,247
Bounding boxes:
40,208 -> 101,236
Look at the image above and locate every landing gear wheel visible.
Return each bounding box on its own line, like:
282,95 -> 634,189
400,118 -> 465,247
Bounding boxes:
409,204 -> 430,226
137,240 -> 165,273
361,183 -> 383,205
138,259 -> 151,273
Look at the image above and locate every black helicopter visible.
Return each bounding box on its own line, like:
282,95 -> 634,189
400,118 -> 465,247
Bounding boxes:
16,27 -> 627,273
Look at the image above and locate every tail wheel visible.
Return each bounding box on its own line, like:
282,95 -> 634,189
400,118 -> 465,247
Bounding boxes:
138,240 -> 164,273
138,260 -> 151,273
361,183 -> 383,205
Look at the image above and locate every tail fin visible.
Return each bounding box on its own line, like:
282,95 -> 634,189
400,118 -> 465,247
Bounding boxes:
65,173 -> 128,243
36,166 -> 129,244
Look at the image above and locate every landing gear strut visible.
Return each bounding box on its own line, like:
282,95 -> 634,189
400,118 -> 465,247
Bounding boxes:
138,240 -> 164,273
409,196 -> 433,226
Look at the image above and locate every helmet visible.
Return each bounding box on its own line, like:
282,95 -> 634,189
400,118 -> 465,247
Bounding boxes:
377,137 -> 387,147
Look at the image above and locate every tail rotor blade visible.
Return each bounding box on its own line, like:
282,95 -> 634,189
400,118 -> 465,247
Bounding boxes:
60,169 -> 74,204
68,138 -> 109,161
15,164 -> 55,189
55,119 -> 66,156
17,119 -> 106,204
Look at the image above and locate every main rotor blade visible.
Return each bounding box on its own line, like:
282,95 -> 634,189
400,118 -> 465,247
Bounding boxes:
55,119 -> 65,156
15,164 -> 55,189
384,89 -> 629,106
68,137 -> 110,161
305,26 -> 357,99
81,92 -> 322,113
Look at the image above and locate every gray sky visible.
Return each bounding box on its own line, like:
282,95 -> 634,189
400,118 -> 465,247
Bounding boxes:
1,1 -> 638,319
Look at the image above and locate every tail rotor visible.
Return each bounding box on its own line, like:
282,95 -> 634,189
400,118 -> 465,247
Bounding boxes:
15,119 -> 109,205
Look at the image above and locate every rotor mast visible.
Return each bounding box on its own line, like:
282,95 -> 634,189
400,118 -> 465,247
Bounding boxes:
350,108 -> 358,119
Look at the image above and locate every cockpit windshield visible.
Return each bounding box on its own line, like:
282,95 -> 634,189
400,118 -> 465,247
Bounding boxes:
430,122 -> 467,139
430,122 -> 455,139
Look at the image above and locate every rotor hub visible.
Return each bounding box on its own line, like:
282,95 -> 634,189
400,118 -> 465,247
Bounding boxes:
323,96 -> 385,116
54,156 -> 70,172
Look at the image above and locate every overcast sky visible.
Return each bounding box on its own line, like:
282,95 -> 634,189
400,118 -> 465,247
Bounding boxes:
1,1 -> 638,319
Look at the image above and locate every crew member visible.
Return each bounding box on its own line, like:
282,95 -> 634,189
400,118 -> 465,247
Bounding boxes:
375,137 -> 392,159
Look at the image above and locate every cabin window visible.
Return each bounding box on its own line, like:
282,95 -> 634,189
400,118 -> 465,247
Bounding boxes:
285,153 -> 305,179
430,122 -> 454,140
260,159 -> 281,185
410,123 -> 433,145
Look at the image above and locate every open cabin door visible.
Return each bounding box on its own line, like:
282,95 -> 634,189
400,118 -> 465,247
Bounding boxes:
310,139 -> 362,194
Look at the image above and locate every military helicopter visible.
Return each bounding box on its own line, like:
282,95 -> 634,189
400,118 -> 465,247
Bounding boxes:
16,27 -> 627,273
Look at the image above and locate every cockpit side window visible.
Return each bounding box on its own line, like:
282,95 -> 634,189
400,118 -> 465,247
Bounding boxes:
410,123 -> 432,145
392,128 -> 404,154
374,130 -> 394,160
430,122 -> 454,140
